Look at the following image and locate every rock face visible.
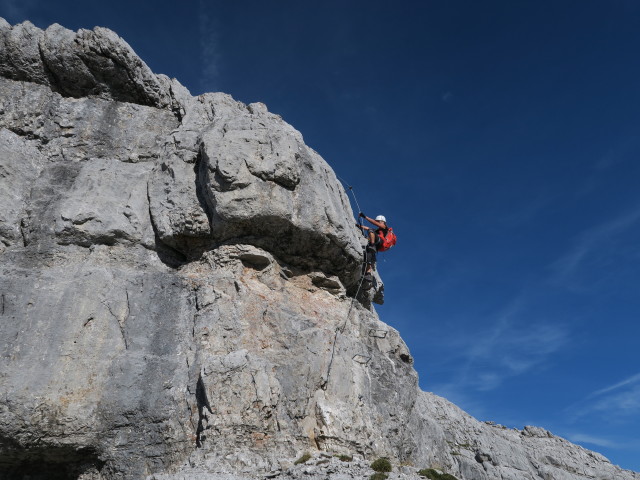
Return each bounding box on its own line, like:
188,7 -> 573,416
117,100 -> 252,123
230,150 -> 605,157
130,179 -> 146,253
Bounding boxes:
0,19 -> 637,480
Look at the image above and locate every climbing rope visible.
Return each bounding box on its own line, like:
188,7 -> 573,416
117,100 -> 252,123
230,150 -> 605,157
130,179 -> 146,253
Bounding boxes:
336,174 -> 364,229
335,173 -> 371,300
342,269 -> 367,331
335,173 -> 373,311
322,175 -> 374,390
348,185 -> 363,221
323,271 -> 368,390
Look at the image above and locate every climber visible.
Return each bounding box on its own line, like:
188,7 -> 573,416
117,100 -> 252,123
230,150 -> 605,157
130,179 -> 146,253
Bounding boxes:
356,213 -> 396,283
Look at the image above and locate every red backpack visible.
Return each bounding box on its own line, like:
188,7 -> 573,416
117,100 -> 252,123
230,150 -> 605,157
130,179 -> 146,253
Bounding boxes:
378,228 -> 397,252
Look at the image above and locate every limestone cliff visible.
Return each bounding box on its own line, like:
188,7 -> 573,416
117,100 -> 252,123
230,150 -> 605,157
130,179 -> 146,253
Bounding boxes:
0,19 -> 637,480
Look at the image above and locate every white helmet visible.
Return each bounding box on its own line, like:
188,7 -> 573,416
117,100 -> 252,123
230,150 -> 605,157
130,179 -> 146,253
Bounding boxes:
375,215 -> 387,222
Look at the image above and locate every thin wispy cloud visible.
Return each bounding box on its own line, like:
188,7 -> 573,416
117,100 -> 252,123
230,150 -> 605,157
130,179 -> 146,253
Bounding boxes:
566,432 -> 619,449
593,135 -> 639,171
588,372 -> 640,399
550,206 -> 640,287
198,0 -> 221,93
568,373 -> 640,421
595,150 -> 625,171
432,297 -> 568,396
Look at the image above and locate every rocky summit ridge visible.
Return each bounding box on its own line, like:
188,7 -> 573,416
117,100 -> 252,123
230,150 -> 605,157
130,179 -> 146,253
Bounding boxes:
0,19 -> 637,480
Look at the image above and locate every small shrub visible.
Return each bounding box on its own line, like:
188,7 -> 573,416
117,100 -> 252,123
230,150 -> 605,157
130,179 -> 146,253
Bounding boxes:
369,474 -> 388,480
371,457 -> 392,472
418,468 -> 459,480
336,454 -> 353,462
294,452 -> 311,465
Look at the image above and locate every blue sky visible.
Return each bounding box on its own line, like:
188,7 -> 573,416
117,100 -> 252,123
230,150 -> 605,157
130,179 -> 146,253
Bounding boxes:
2,0 -> 639,471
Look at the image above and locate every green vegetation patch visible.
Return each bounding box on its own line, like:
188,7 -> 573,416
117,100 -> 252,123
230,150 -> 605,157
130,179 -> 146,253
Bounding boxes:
418,468 -> 459,480
294,452 -> 312,465
369,473 -> 388,480
336,454 -> 353,462
371,458 -> 392,472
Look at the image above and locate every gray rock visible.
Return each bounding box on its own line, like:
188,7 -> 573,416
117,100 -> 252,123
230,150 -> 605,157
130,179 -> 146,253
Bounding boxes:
0,129 -> 45,251
412,391 -> 640,480
0,20 -> 49,85
54,158 -> 155,248
0,76 -> 178,164
196,92 -> 363,287
0,19 -> 175,108
0,16 -> 637,480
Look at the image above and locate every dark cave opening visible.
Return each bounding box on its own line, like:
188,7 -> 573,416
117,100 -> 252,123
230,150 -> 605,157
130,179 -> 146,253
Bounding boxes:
0,442 -> 105,480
